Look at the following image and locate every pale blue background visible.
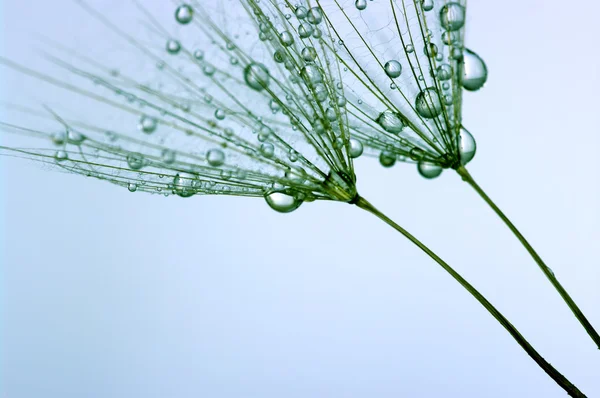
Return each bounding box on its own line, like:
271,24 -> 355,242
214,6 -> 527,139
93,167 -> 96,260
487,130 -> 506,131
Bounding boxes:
1,1 -> 599,397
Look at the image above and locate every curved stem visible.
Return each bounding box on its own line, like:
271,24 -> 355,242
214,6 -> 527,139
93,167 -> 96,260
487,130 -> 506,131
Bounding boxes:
355,195 -> 586,397
456,166 -> 600,350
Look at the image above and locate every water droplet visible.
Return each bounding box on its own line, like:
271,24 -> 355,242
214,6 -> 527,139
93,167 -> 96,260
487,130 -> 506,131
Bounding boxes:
459,127 -> 476,165
415,88 -> 442,119
175,4 -> 193,24
417,160 -> 443,179
298,23 -> 314,38
265,191 -> 303,213
461,49 -> 488,91
244,63 -> 270,91
301,64 -> 323,87
161,149 -> 176,164
421,0 -> 434,11
166,39 -> 181,55
440,3 -> 466,31
67,130 -> 86,145
377,110 -> 405,134
128,183 -> 138,192
307,7 -> 323,24
379,151 -> 396,168
51,132 -> 66,146
280,31 -> 295,46
260,142 -> 275,158
126,153 -> 145,170
405,44 -> 414,53
173,173 -> 196,198
384,60 -> 402,78
54,150 -> 68,162
436,64 -> 453,81
139,115 -> 158,134
301,46 -> 317,62
207,148 -> 225,167
355,0 -> 367,10
349,138 -> 364,158
214,109 -> 226,120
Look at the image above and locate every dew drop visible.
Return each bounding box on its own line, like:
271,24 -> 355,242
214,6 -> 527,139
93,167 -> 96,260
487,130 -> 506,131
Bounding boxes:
384,60 -> 402,78
436,63 -> 453,81
421,0 -> 434,11
349,138 -> 364,158
301,46 -> 317,62
139,115 -> 158,134
377,110 -> 405,134
54,150 -> 68,162
415,88 -> 442,119
161,149 -> 176,164
175,4 -> 194,24
459,127 -> 476,165
417,160 -> 443,179
173,173 -> 196,198
128,183 -> 138,192
280,31 -> 295,46
166,39 -> 181,54
244,62 -> 270,91
126,153 -> 145,170
51,132 -> 66,146
379,151 -> 396,168
461,49 -> 488,91
355,0 -> 367,10
214,109 -> 226,120
265,191 -> 303,213
295,6 -> 308,19
260,142 -> 275,158
207,148 -> 225,167
67,130 -> 86,145
307,7 -> 323,24
440,3 -> 466,31
298,23 -> 314,38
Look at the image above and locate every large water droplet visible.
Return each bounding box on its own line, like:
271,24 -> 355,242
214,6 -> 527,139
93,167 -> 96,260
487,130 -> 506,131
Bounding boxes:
244,63 -> 270,91
306,7 -> 323,25
421,0 -> 434,11
349,138 -> 364,158
175,4 -> 194,24
54,150 -> 68,162
301,64 -> 323,87
384,60 -> 402,78
461,49 -> 488,91
440,3 -> 466,31
459,127 -> 476,165
66,130 -> 86,145
436,64 -> 453,81
260,142 -> 275,158
206,148 -> 225,167
265,191 -> 303,213
128,183 -> 138,192
417,160 -> 443,179
280,31 -> 295,46
377,111 -> 405,134
415,88 -> 442,119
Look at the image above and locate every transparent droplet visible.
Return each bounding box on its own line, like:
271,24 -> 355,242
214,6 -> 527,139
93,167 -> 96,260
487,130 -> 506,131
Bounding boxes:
379,151 -> 396,168
349,138 -> 364,158
265,191 -> 303,213
415,88 -> 442,119
306,7 -> 323,25
244,62 -> 270,91
260,142 -> 275,158
54,150 -> 68,162
421,0 -> 434,11
417,160 -> 443,179
459,127 -> 476,165
173,173 -> 196,198
166,39 -> 181,55
295,6 -> 308,19
405,44 -> 414,53
298,23 -> 314,38
175,4 -> 194,24
126,153 -> 145,170
128,183 -> 138,192
280,31 -> 295,46
440,3 -> 466,31
214,109 -> 226,120
384,60 -> 402,78
206,148 -> 225,167
355,0 -> 367,10
161,149 -> 176,164
301,64 -> 323,87
51,132 -> 66,146
461,49 -> 488,91
377,111 -> 405,134
301,46 -> 317,62
66,130 -> 86,145
139,115 -> 158,134
436,64 -> 453,81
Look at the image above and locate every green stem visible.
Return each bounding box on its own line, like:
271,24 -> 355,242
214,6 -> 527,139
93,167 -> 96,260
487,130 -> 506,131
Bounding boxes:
456,166 -> 600,350
355,195 -> 586,398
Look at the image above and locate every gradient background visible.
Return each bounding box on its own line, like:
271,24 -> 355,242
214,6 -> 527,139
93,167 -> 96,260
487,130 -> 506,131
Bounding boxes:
1,1 -> 599,397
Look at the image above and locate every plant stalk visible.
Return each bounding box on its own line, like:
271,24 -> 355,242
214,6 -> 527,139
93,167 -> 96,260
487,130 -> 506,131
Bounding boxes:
354,195 -> 586,397
456,166 -> 600,350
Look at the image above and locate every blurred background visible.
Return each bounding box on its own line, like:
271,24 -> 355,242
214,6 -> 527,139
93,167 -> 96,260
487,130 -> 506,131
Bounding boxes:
1,1 -> 599,397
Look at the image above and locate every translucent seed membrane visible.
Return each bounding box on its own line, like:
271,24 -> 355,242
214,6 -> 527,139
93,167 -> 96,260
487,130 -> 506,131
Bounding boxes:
0,1 -> 362,211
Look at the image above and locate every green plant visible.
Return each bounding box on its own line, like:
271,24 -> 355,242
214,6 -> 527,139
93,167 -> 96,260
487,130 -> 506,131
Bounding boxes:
0,1 -> 591,396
